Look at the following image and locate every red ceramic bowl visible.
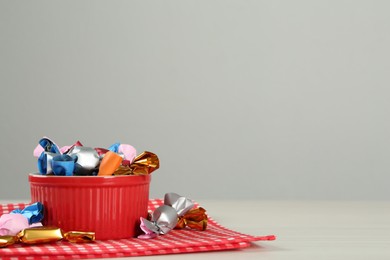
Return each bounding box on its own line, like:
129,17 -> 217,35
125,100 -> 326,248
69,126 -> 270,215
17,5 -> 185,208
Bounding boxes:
29,174 -> 151,240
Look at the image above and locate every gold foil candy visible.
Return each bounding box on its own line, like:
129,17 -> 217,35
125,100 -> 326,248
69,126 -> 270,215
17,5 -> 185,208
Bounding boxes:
113,151 -> 160,175
0,235 -> 18,247
176,207 -> 208,231
113,164 -> 132,175
17,227 -> 63,244
130,151 -> 160,175
64,231 -> 95,243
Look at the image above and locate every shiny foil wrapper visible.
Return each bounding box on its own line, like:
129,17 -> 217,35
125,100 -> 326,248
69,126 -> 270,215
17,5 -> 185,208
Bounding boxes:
2,227 -> 96,247
67,146 -> 100,175
114,151 -> 159,176
64,231 -> 95,243
35,137 -> 160,176
138,193 -> 208,239
17,227 -> 64,244
113,165 -> 132,175
176,207 -> 208,230
0,235 -> 18,248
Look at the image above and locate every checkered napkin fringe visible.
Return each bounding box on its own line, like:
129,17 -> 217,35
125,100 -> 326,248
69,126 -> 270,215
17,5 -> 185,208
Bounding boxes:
0,200 -> 275,259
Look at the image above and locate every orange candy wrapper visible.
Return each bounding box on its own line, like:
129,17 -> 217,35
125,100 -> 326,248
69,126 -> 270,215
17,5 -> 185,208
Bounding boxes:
98,151 -> 123,176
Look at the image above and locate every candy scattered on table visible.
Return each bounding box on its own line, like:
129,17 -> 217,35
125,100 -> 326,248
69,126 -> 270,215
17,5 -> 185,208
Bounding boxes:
139,193 -> 208,239
0,203 -> 95,247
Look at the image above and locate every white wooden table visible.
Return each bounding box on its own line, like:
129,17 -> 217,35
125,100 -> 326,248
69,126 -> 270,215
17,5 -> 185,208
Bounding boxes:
2,200 -> 389,259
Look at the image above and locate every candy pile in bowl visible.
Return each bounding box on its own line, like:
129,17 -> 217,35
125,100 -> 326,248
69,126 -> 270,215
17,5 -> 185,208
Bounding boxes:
33,137 -> 159,176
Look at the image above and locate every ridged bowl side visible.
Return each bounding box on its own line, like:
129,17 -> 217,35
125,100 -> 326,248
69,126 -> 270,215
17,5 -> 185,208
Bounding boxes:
29,174 -> 150,240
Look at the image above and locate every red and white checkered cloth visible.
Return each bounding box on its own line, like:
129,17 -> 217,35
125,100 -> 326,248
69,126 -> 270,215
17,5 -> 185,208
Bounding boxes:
0,200 -> 275,259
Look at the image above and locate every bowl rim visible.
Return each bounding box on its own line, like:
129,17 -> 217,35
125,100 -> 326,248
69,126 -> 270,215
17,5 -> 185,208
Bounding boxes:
29,173 -> 151,185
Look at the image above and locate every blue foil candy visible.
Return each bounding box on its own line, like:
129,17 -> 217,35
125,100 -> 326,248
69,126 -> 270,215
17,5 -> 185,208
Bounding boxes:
11,202 -> 44,225
52,154 -> 75,176
37,152 -> 58,174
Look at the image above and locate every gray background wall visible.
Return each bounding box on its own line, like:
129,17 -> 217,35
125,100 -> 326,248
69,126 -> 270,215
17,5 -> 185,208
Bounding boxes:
1,0 -> 389,200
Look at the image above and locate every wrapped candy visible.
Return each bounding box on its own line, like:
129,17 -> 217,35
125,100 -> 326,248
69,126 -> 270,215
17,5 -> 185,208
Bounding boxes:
67,146 -> 100,175
33,137 -> 159,177
0,227 -> 95,247
52,155 -> 75,176
113,151 -> 160,176
0,214 -> 32,236
176,207 -> 208,230
98,151 -> 123,176
11,202 -> 44,224
0,203 -> 44,236
138,193 -> 208,239
18,227 -> 64,244
0,203 -> 95,247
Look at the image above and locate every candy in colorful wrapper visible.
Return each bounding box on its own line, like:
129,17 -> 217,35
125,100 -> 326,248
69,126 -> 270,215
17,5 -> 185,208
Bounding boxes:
67,146 -> 100,175
11,202 -> 44,224
98,151 -> 123,176
52,154 -> 75,176
36,138 -> 84,175
18,227 -> 64,244
34,138 -> 82,158
0,227 -> 96,247
34,137 -> 158,176
138,193 -> 208,239
114,151 -> 160,176
0,214 -> 30,236
0,201 -> 44,236
0,210 -> 95,247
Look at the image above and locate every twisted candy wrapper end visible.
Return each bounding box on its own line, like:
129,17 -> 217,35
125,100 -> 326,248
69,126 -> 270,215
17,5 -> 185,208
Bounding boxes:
176,207 -> 208,230
130,151 -> 159,175
138,193 -> 207,239
0,235 -> 18,248
138,218 -> 158,239
33,137 -> 61,158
